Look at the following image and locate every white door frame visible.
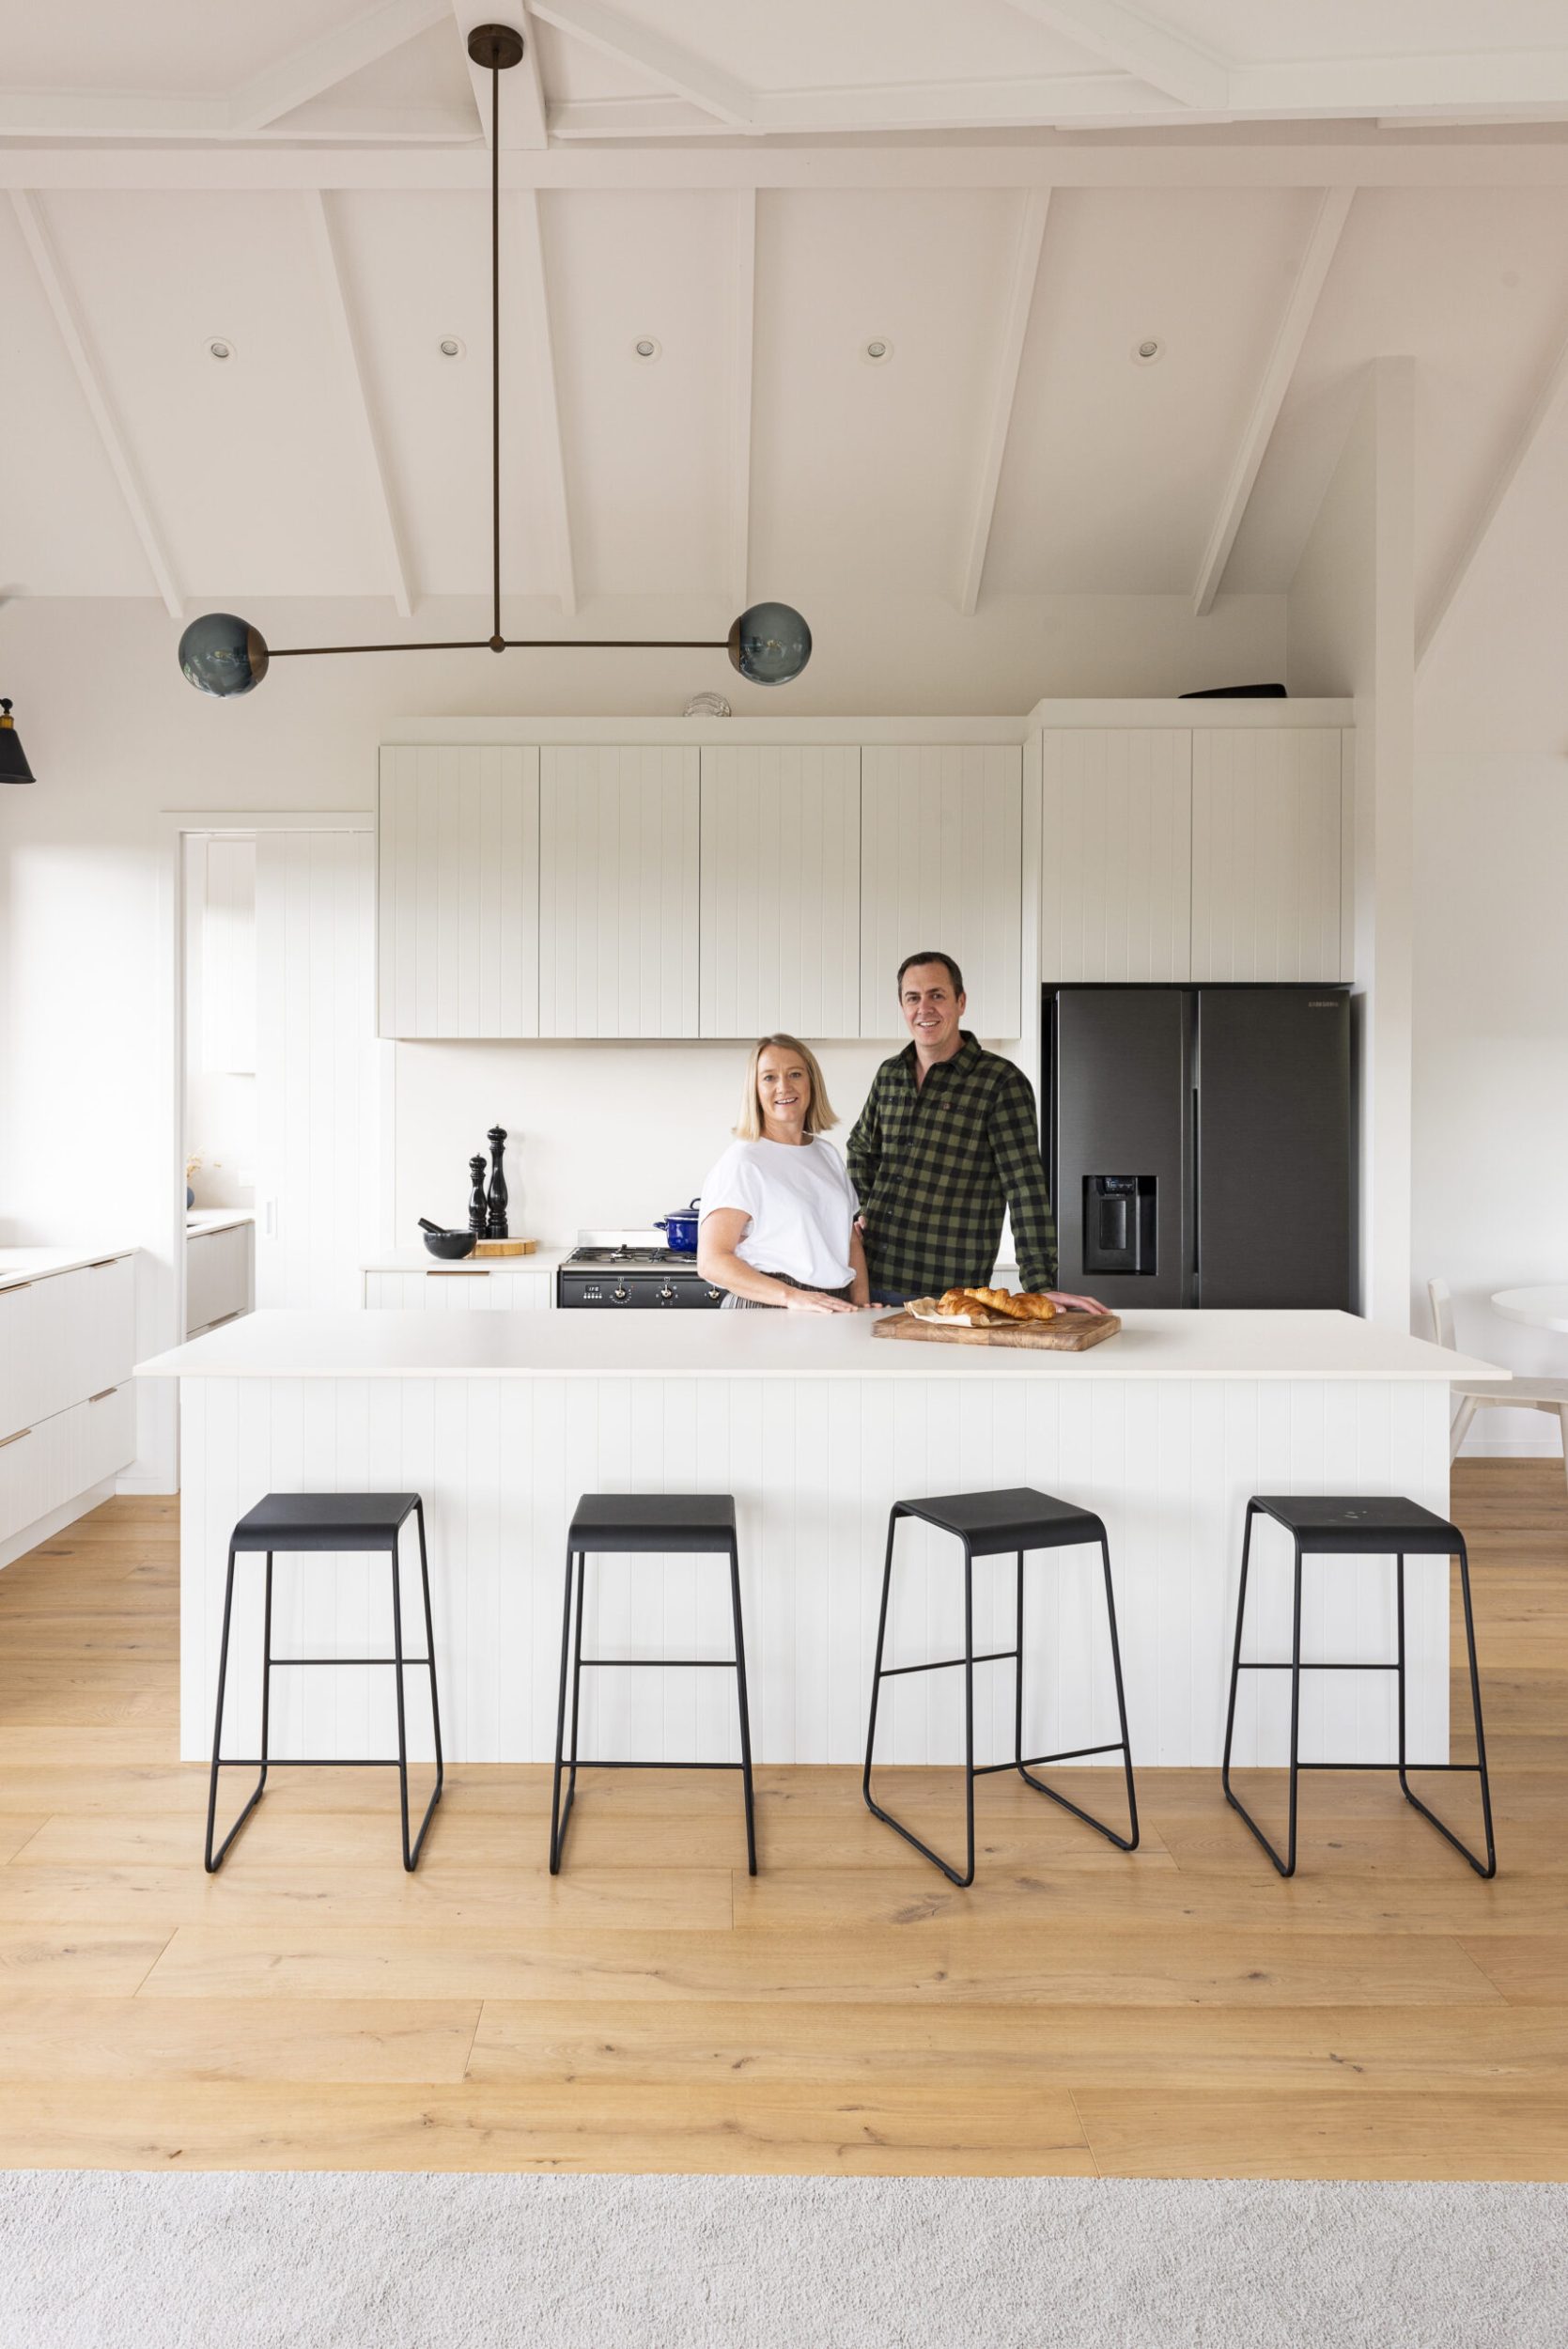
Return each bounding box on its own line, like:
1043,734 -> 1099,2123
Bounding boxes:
158,810 -> 387,1487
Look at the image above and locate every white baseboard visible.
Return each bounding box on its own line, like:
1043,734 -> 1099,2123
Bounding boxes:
115,1470 -> 179,1496
0,1477 -> 119,1573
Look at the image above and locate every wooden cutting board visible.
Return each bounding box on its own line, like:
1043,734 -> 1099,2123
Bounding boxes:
873,1306 -> 1122,1352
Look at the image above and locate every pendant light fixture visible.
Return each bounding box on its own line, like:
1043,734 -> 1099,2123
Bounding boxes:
179,26 -> 810,696
0,699 -> 36,786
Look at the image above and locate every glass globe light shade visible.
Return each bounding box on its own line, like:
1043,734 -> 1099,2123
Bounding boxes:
179,613 -> 271,696
726,602 -> 811,687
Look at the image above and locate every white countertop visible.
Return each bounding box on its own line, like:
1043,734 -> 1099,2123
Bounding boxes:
187,1211 -> 255,1237
362,1245 -> 572,1274
0,1244 -> 134,1295
137,1306 -> 1509,1385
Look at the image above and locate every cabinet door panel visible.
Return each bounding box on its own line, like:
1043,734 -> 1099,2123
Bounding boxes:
1041,730 -> 1191,982
859,747 -> 1022,1037
0,1280 -> 43,1441
1191,729 -> 1342,982
80,1255 -> 136,1396
539,748 -> 699,1038
699,747 -> 860,1037
378,745 -> 540,1037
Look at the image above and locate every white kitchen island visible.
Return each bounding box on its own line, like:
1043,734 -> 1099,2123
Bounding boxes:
139,1308 -> 1507,1774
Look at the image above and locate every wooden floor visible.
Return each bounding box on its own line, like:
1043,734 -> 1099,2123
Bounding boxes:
1,1458 -> 1565,2178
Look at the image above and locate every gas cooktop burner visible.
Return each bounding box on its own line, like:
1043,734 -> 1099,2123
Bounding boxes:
568,1244 -> 694,1268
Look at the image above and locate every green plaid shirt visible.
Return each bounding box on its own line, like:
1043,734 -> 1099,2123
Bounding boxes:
846,1033 -> 1058,1298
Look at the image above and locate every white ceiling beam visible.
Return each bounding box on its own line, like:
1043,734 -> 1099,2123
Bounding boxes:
8,142 -> 1568,194
0,90 -> 471,142
303,191 -> 415,618
513,189 -> 577,616
1192,185 -> 1353,616
8,189 -> 183,619
527,0 -> 754,127
726,189 -> 755,617
547,75 -> 1192,138
957,189 -> 1051,618
1232,51 -> 1568,121
452,3 -> 548,149
999,0 -> 1228,110
1417,316 -> 1568,677
232,0 -> 452,132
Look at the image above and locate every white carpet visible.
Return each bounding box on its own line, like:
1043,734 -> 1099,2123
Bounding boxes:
4,2172 -> 1564,2348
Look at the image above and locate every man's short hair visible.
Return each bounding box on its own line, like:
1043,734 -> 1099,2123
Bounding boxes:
897,951 -> 964,999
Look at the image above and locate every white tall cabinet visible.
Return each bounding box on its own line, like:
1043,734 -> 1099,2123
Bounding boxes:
378,745 -> 539,1039
1040,730 -> 1191,983
1190,728 -> 1343,982
698,746 -> 861,1038
860,746 -> 1022,1036
539,747 -> 699,1038
1041,723 -> 1343,987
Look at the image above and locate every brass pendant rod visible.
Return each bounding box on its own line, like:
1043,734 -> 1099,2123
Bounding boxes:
490,54 -> 503,649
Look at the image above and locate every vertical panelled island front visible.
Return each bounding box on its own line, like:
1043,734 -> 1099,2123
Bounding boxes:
138,1310 -> 1507,1774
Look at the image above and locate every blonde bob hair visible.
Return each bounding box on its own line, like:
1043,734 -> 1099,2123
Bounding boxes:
734,1034 -> 837,1141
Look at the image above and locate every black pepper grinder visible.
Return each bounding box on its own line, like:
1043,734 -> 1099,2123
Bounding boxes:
467,1156 -> 488,1237
485,1126 -> 509,1237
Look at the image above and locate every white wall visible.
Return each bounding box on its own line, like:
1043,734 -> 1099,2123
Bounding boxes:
1411,375 -> 1568,1455
1286,357 -> 1416,1330
0,586 -> 1281,1488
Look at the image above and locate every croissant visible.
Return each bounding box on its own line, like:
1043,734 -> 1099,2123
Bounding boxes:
961,1286 -> 1058,1324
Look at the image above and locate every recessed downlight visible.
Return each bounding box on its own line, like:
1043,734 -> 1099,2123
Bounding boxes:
862,337 -> 893,365
1131,336 -> 1164,365
438,335 -> 466,360
207,337 -> 234,362
632,335 -> 661,361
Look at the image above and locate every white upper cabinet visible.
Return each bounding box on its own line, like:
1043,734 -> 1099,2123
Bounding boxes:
859,747 -> 1023,1038
539,748 -> 700,1038
378,745 -> 540,1038
1190,729 -> 1343,982
1042,730 -> 1192,983
699,747 -> 861,1038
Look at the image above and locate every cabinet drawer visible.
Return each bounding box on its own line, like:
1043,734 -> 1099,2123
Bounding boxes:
75,1382 -> 135,1492
0,1413 -> 73,1547
365,1270 -> 553,1311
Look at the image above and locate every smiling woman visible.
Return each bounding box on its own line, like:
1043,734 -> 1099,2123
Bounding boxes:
696,1034 -> 871,1311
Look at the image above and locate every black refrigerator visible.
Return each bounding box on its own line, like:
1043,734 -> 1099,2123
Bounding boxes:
1043,986 -> 1353,1311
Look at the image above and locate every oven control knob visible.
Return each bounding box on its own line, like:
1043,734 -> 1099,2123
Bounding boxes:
612,1283 -> 629,1302
657,1283 -> 675,1302
706,1287 -> 722,1301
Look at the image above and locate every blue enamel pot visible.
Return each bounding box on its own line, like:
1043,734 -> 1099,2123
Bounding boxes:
656,1199 -> 701,1255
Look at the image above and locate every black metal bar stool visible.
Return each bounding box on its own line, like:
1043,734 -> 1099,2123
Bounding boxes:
205,1491 -> 443,1874
1221,1494 -> 1496,1879
862,1485 -> 1139,1888
550,1493 -> 756,1875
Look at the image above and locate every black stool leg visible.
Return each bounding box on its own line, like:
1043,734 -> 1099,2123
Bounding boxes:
549,1541 -> 580,1870
727,1538 -> 758,1875
205,1541 -> 269,1873
862,1510 -> 977,1888
391,1516 -> 442,1871
1222,1509 -> 1302,1876
1015,1532 -> 1140,1851
1397,1541 -> 1497,1878
413,1497 -> 445,1822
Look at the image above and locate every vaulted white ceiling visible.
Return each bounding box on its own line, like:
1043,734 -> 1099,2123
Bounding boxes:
6,0 -> 1568,643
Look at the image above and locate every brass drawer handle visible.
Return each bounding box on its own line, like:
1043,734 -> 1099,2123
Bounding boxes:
88,1386 -> 120,1404
0,1427 -> 31,1450
3,1281 -> 34,1293
87,1257 -> 123,1270
427,1268 -> 489,1277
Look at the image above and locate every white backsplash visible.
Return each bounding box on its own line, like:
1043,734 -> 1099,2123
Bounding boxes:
393,1037 -> 905,1243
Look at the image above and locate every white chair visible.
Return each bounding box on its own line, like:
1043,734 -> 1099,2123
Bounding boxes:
1429,1278 -> 1568,1493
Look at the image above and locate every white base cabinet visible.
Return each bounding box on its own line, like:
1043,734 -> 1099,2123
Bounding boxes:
365,1270 -> 555,1311
0,1251 -> 136,1551
186,1221 -> 254,1338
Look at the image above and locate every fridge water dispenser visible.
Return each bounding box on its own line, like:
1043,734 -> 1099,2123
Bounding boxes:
1083,1176 -> 1157,1275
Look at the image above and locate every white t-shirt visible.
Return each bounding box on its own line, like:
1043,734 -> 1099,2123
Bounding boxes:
699,1136 -> 858,1290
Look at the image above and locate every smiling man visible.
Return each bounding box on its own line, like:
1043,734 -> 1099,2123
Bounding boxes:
846,951 -> 1058,1308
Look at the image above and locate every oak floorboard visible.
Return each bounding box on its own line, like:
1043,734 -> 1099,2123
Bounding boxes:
134,1921 -> 1502,2008
0,2079 -> 1091,2175
1073,2088 -> 1568,2181
0,1462 -> 1561,2176
0,1996 -> 481,2083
